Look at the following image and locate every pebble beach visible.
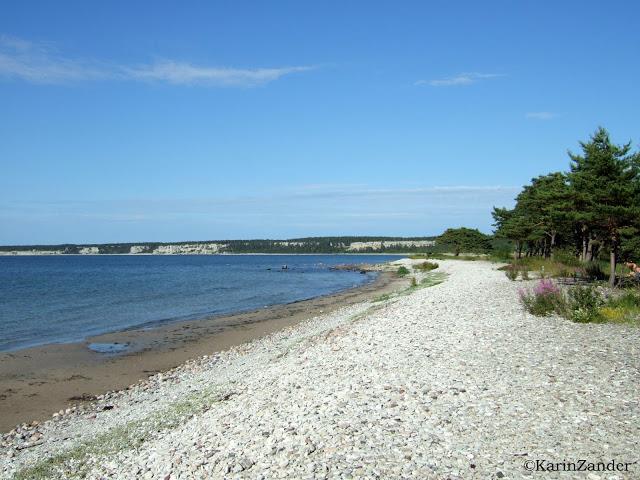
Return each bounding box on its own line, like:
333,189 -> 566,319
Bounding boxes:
2,259 -> 639,479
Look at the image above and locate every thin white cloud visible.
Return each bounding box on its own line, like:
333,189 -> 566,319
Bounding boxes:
0,34 -> 313,86
0,35 -> 110,83
525,111 -> 558,120
126,61 -> 314,87
416,72 -> 504,87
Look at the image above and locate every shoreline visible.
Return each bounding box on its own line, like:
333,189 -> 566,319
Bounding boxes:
0,269 -> 404,432
2,259 -> 638,479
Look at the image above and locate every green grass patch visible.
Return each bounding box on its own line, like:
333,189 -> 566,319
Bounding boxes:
373,272 -> 448,303
400,272 -> 448,295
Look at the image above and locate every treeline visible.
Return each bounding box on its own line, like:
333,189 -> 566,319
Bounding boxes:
492,127 -> 640,286
0,237 -> 438,255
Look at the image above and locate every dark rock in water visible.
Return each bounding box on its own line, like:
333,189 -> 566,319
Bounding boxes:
88,342 -> 129,354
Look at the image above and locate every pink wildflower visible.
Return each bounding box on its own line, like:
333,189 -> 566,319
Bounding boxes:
533,278 -> 559,296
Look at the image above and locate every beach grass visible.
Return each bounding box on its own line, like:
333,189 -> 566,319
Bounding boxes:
13,387 -> 231,480
373,271 -> 448,303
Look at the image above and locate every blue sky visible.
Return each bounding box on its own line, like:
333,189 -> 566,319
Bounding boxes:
1,1 -> 639,244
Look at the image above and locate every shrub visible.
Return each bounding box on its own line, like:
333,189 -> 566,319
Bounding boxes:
505,265 -> 519,281
557,267 -> 574,279
519,279 -> 565,316
493,246 -> 513,262
414,261 -> 439,271
608,290 -> 640,309
521,269 -> 530,280
410,276 -> 417,287
519,280 -> 639,324
552,249 -> 582,267
567,285 -> 604,323
583,262 -> 606,281
397,266 -> 410,277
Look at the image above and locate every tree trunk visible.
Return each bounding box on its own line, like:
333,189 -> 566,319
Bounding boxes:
581,227 -> 588,262
543,237 -> 551,259
587,235 -> 595,262
609,241 -> 617,287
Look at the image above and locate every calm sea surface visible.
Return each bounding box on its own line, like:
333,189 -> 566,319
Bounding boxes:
0,254 -> 400,352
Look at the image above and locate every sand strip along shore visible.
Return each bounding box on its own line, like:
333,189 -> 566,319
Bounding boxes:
0,269 -> 403,433
2,259 -> 639,479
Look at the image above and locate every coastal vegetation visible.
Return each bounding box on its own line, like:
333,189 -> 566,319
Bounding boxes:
493,127 -> 640,326
436,228 -> 493,256
413,261 -> 439,271
492,127 -> 640,287
519,278 -> 640,325
396,266 -> 410,277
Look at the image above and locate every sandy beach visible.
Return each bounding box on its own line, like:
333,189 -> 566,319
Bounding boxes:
0,270 -> 402,433
2,259 -> 639,479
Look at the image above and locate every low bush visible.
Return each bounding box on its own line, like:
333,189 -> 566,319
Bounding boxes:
519,279 -> 565,316
492,246 -> 513,262
567,285 -> 604,323
414,261 -> 439,271
552,249 -> 582,267
519,281 -> 639,324
410,276 -> 417,287
396,266 -> 410,277
583,261 -> 606,281
505,265 -> 519,281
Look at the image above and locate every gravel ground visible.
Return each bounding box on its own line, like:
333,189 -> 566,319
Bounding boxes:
2,259 -> 639,479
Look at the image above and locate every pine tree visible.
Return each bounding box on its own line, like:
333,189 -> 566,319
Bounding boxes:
567,127 -> 640,286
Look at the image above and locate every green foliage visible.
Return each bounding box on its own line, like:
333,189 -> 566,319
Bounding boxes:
396,266 -> 410,277
504,265 -> 519,281
409,276 -> 417,287
492,245 -> 514,262
493,127 -> 640,287
567,286 -> 604,323
584,261 -> 606,280
552,248 -> 581,267
518,280 -> 639,324
608,290 -> 640,309
414,261 -> 439,271
518,280 -> 564,316
436,227 -> 492,256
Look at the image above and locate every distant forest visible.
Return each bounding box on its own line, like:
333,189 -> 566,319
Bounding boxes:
0,235 -> 505,255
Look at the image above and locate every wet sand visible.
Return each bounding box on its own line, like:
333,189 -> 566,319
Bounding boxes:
0,272 -> 403,432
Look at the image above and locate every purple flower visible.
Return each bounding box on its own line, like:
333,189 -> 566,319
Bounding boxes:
533,279 -> 559,296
